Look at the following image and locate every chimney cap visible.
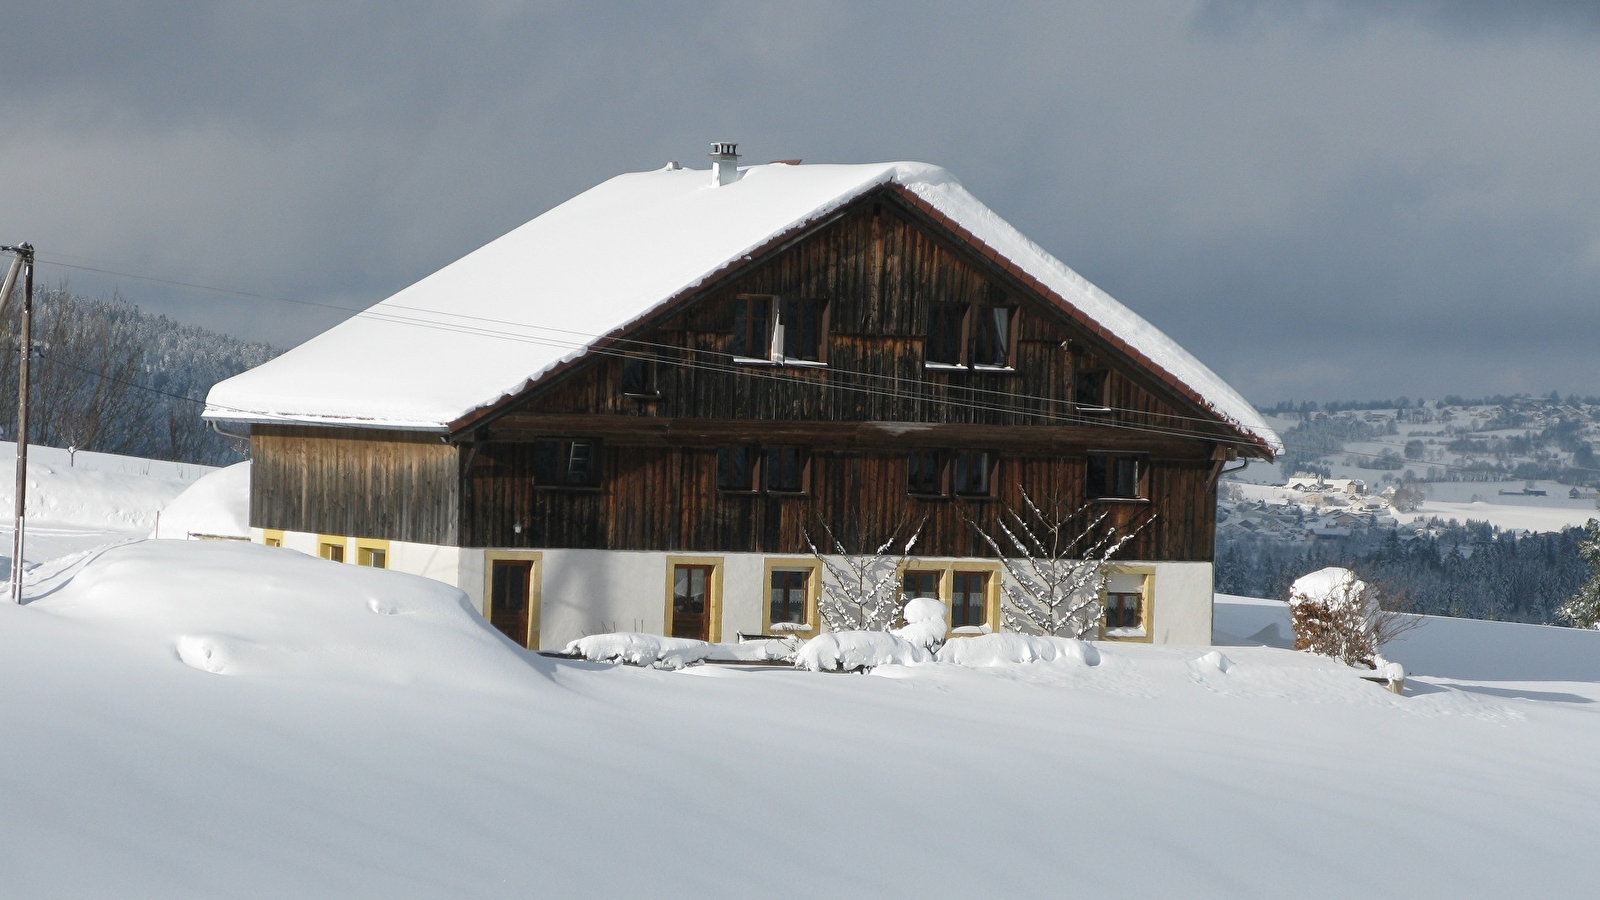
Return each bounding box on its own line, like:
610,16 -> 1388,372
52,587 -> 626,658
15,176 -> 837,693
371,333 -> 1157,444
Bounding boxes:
709,141 -> 739,158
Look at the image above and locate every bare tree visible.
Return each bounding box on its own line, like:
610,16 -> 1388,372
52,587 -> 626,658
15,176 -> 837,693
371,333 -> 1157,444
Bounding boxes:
804,517 -> 925,632
967,489 -> 1154,639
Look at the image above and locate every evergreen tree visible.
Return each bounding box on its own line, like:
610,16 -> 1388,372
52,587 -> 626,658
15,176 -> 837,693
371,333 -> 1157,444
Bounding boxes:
1557,521 -> 1600,629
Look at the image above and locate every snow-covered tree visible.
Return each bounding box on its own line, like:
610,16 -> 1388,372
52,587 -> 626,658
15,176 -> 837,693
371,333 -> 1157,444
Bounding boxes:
968,490 -> 1152,639
1558,520 -> 1600,629
804,518 -> 924,632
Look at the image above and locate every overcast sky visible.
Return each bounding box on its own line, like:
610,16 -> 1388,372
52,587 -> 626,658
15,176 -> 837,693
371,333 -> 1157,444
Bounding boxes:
2,1 -> 1597,405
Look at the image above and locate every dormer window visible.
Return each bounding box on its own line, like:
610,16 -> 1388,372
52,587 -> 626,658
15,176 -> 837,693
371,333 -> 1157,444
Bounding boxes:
733,294 -> 828,364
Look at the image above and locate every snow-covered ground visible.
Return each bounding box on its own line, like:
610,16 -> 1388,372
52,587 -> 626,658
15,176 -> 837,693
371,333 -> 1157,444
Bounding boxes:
4,538 -> 1599,898
1227,478 -> 1598,534
0,442 -> 212,570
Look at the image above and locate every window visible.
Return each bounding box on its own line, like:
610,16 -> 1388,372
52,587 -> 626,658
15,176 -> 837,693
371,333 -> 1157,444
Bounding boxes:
717,446 -> 760,492
734,295 -> 828,363
951,571 -> 990,629
620,356 -> 659,398
1075,368 -> 1108,409
358,545 -> 387,568
532,440 -> 600,487
780,298 -> 826,362
1087,454 -> 1143,500
319,539 -> 344,562
971,304 -> 1015,368
731,295 -> 774,359
926,304 -> 967,365
902,570 -> 940,600
769,570 -> 810,630
262,530 -> 284,548
1105,592 -> 1143,631
952,451 -> 993,497
766,446 -> 808,493
907,451 -> 945,496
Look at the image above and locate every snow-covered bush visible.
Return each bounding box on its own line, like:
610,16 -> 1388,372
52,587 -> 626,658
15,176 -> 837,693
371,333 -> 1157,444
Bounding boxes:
935,633 -> 1100,668
1557,520 -> 1600,629
794,631 -> 930,672
1288,568 -> 1416,668
564,633 -> 712,670
891,597 -> 948,650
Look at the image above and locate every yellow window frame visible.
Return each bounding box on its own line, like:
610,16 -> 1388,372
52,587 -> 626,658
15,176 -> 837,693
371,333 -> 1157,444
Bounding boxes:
1099,564 -> 1155,643
664,556 -> 724,643
761,557 -> 821,636
355,537 -> 391,568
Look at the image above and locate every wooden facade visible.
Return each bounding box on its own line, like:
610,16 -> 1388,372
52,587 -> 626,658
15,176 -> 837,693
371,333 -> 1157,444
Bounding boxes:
251,185 -> 1267,561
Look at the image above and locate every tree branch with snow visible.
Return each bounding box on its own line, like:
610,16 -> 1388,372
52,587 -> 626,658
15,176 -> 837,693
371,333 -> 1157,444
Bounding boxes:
966,490 -> 1153,639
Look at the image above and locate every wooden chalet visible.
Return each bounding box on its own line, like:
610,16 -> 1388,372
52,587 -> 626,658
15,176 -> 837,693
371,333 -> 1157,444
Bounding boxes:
206,145 -> 1280,649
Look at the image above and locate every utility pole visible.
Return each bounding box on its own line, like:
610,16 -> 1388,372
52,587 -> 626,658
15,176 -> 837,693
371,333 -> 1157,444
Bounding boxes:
0,244 -> 34,602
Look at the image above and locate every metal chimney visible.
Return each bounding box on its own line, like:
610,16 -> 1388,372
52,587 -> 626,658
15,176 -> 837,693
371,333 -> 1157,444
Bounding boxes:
710,142 -> 740,186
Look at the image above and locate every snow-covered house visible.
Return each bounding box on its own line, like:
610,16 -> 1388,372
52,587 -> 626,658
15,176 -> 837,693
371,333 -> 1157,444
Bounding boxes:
206,146 -> 1280,649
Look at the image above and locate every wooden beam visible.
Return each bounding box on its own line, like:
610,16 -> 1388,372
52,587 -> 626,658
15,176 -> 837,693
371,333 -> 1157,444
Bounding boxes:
482,414 -> 1214,458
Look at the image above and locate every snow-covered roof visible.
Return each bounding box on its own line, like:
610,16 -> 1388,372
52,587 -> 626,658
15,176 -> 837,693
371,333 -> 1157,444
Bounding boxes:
205,160 -> 1280,454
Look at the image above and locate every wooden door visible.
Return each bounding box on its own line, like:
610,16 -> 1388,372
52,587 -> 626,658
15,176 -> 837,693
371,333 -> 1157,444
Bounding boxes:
490,559 -> 535,648
671,564 -> 713,641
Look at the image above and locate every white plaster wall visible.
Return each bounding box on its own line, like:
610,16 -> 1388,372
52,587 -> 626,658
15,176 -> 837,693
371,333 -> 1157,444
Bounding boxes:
245,532 -> 1216,647
1146,561 -> 1214,645
388,541 -> 464,591
537,550 -> 669,648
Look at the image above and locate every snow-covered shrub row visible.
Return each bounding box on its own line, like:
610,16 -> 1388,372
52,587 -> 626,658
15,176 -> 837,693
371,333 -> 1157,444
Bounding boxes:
564,633 -> 714,670
890,597 -> 948,650
935,633 -> 1099,668
794,631 -> 931,672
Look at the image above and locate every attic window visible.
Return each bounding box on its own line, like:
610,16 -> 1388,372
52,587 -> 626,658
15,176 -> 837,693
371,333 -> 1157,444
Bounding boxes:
926,304 -> 967,366
732,295 -> 774,359
925,299 -> 1016,369
1075,368 -> 1109,411
971,304 -> 1015,368
620,356 -> 660,398
733,294 -> 828,364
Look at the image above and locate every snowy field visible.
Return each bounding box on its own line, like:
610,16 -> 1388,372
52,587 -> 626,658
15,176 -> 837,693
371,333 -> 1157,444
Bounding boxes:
1228,477 -> 1599,533
2,448 -> 1598,897
4,537 -> 1599,898
0,441 -> 212,569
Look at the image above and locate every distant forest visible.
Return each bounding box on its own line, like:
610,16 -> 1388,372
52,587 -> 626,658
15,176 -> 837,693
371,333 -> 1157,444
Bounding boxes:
0,286 -> 279,466
1216,520 -> 1596,624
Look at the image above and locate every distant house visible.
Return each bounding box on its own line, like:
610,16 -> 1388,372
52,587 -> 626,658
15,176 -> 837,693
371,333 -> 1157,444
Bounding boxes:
206,147 -> 1279,649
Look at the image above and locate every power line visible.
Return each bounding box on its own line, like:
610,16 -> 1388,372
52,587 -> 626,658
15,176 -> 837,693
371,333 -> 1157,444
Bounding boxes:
34,253 -> 1275,440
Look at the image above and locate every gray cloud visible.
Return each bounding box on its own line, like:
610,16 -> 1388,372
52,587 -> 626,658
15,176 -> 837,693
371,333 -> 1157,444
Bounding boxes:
1,1 -> 1597,405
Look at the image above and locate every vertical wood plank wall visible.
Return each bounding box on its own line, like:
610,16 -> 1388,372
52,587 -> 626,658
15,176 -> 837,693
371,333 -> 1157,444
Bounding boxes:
251,426 -> 459,545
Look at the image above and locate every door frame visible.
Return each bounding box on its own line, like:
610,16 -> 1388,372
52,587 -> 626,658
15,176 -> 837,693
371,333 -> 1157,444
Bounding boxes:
484,550 -> 544,650
664,555 -> 723,643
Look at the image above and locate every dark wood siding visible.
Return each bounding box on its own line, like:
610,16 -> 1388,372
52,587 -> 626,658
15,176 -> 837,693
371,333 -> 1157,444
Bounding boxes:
461,443 -> 1216,560
251,426 -> 459,544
